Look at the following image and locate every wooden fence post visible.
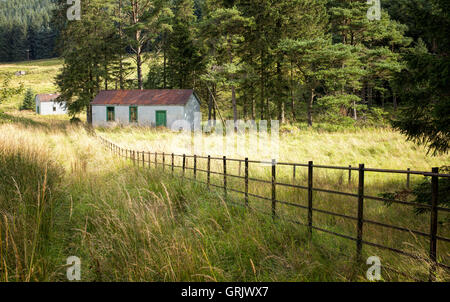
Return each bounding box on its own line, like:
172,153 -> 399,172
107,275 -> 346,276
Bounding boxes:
239,161 -> 242,176
223,156 -> 227,197
348,165 -> 352,184
171,153 -> 174,175
356,164 -> 365,262
162,152 -> 165,171
182,154 -> 186,176
272,159 -> 277,219
293,165 -> 296,182
142,151 -> 144,167
429,167 -> 439,281
308,161 -> 313,237
155,152 -> 158,168
406,168 -> 411,189
194,155 -> 197,180
133,151 -> 136,166
245,158 -> 249,207
207,155 -> 211,189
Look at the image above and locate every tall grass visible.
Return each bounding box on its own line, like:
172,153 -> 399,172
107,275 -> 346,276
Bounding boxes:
0,126 -> 64,281
0,113 -> 448,281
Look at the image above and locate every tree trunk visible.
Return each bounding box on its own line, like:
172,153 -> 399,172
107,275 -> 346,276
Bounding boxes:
228,39 -> 237,129
290,60 -> 296,122
368,85 -> 373,106
308,88 -> 314,127
163,46 -> 167,88
277,61 -> 285,124
393,92 -> 397,111
208,90 -> 213,122
260,51 -> 265,120
87,104 -> 92,124
136,44 -> 143,89
232,85 -> 237,127
252,95 -> 256,120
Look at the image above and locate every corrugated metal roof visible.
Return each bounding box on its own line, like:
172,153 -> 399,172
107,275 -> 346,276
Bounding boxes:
36,93 -> 61,102
91,90 -> 196,106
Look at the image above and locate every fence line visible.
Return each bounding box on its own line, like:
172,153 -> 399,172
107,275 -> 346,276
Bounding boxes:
97,136 -> 450,280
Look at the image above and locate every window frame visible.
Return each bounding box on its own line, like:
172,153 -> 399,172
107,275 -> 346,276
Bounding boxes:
129,106 -> 138,123
106,106 -> 115,122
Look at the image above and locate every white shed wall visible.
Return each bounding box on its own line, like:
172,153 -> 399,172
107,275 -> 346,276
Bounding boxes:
92,105 -> 185,127
139,106 -> 185,127
36,98 -> 68,115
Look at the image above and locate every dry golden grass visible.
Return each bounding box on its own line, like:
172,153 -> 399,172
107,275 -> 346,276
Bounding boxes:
0,100 -> 448,282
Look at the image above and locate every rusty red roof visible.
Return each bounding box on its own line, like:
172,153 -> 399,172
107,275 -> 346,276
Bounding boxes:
91,90 -> 196,106
36,93 -> 61,102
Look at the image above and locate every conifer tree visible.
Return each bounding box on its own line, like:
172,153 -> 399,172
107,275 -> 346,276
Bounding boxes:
20,88 -> 35,110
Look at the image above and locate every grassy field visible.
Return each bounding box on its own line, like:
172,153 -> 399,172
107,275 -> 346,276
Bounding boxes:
0,59 -> 449,282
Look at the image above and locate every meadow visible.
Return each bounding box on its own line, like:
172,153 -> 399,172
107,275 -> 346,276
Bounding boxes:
0,59 -> 449,282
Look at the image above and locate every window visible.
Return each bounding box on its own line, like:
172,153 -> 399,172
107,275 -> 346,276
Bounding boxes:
53,106 -> 56,112
129,106 -> 138,123
106,107 -> 115,122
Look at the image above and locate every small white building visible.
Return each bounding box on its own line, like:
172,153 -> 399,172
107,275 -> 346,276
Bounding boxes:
35,93 -> 67,115
90,89 -> 201,128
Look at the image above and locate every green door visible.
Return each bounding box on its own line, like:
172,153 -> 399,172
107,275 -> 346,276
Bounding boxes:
37,106 -> 40,114
155,111 -> 167,127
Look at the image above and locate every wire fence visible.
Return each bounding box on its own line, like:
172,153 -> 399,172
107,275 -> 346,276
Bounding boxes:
97,135 -> 450,281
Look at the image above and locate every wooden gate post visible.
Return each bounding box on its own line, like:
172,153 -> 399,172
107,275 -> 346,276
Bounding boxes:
356,164 -> 365,262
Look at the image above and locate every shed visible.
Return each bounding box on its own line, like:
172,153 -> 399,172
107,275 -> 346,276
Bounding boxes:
35,93 -> 67,115
90,89 -> 201,128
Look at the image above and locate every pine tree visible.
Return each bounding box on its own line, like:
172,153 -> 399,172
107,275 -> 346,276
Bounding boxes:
166,0 -> 203,89
200,3 -> 252,126
20,88 -> 35,110
123,0 -> 169,89
55,0 -> 123,121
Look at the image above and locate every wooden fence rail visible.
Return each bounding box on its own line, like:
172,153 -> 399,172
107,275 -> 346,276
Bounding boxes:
97,136 -> 450,280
